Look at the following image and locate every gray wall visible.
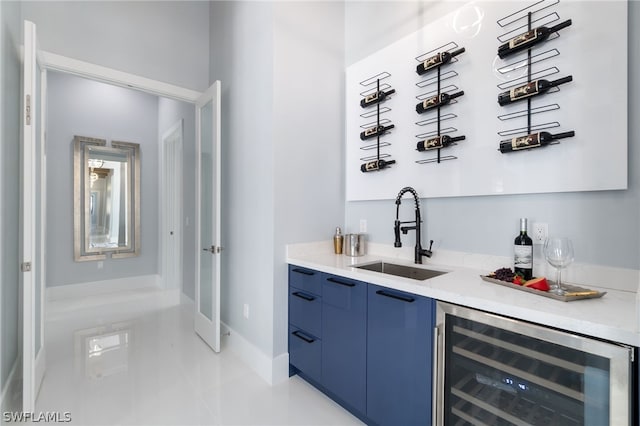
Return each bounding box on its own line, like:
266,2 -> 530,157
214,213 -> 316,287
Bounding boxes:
0,0 -> 21,399
46,71 -> 159,286
210,1 -> 345,360
21,1 -> 210,92
157,97 -> 196,300
344,1 -> 640,271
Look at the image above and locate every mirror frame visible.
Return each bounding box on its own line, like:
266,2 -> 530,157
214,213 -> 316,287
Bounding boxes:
73,135 -> 141,261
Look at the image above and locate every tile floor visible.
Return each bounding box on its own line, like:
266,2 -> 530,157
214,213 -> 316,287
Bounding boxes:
35,287 -> 363,425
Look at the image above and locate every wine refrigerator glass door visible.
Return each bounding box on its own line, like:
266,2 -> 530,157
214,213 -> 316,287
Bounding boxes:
435,303 -> 633,426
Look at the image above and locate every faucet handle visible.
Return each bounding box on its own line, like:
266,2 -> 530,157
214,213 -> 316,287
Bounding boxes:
394,220 -> 402,247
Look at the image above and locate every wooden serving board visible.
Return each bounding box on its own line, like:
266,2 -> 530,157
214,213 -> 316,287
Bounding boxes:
480,275 -> 606,302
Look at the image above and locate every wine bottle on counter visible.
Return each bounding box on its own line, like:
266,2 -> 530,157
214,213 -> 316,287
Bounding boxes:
416,47 -> 465,75
360,159 -> 396,173
499,131 -> 575,153
498,19 -> 572,59
498,76 -> 572,106
416,134 -> 466,151
514,218 -> 533,280
360,124 -> 395,141
360,89 -> 396,108
416,91 -> 464,114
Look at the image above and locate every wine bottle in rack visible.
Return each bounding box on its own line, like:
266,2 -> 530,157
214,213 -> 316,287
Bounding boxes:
360,88 -> 396,108
416,134 -> 466,151
360,159 -> 396,173
499,131 -> 575,153
416,47 -> 465,75
416,91 -> 464,114
498,76 -> 572,106
498,19 -> 572,59
360,124 -> 395,141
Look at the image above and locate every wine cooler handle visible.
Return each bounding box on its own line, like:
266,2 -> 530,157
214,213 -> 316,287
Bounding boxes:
326,277 -> 355,287
291,268 -> 315,276
433,324 -> 444,426
375,289 -> 415,303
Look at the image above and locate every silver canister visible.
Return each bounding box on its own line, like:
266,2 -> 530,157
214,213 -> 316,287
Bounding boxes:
344,233 -> 366,257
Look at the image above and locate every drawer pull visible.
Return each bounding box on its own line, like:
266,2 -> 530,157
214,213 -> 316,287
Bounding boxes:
326,277 -> 355,287
292,330 -> 315,344
292,291 -> 316,302
376,289 -> 415,303
291,268 -> 315,276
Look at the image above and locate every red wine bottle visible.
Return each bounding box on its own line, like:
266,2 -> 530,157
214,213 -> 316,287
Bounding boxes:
360,124 -> 395,141
416,47 -> 465,75
416,91 -> 464,114
499,131 -> 575,153
514,218 -> 533,280
498,76 -> 572,106
498,19 -> 572,59
416,134 -> 465,151
360,89 -> 396,108
360,159 -> 396,173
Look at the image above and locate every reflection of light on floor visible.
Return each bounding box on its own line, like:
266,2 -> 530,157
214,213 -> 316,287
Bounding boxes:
74,322 -> 131,380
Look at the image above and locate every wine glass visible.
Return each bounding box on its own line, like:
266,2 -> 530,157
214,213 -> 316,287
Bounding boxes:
543,237 -> 575,295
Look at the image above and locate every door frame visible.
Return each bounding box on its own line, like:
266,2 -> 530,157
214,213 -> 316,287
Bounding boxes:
160,119 -> 184,290
23,49 -> 209,407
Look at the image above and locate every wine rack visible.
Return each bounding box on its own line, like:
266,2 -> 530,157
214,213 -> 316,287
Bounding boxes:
414,42 -> 466,165
496,2 -> 575,153
358,72 -> 395,173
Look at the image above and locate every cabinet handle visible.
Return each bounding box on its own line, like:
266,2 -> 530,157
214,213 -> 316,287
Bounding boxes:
375,289 -> 415,303
326,277 -> 355,287
292,330 -> 315,344
292,268 -> 315,276
432,325 -> 440,426
292,291 -> 316,302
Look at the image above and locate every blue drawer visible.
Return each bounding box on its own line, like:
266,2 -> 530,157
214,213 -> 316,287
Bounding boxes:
289,287 -> 322,337
289,325 -> 321,383
289,265 -> 322,296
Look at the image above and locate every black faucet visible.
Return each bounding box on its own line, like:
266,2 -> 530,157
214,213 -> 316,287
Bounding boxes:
394,186 -> 433,264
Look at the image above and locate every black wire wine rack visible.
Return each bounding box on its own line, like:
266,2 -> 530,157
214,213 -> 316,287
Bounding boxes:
496,1 -> 575,153
358,72 -> 395,173
414,42 -> 466,165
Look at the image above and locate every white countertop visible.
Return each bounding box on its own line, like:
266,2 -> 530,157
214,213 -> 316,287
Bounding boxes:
287,242 -> 640,347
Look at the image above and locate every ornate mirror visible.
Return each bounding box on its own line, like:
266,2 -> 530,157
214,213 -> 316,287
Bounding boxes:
73,135 -> 140,261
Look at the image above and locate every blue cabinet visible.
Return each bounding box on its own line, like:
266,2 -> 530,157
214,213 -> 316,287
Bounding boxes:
288,266 -> 323,383
288,265 -> 435,425
322,275 -> 367,415
367,284 -> 435,426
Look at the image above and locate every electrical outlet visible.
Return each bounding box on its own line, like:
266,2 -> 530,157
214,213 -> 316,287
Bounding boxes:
532,223 -> 548,245
97,261 -> 104,270
359,219 -> 367,233
243,303 -> 249,319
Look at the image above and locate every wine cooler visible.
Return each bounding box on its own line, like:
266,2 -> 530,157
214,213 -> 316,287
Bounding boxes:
435,302 -> 635,426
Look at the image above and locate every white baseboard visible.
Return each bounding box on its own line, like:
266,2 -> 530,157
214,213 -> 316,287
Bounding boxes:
47,274 -> 161,301
221,322 -> 289,386
1,359 -> 20,413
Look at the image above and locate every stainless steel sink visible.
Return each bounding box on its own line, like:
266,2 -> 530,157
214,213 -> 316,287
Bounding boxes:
355,261 -> 447,281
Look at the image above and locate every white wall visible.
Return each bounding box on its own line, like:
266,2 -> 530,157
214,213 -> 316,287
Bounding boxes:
46,71 -> 160,286
344,1 -> 640,272
209,1 -> 344,375
21,1 -> 210,92
210,0 -> 277,361
157,97 -> 196,300
0,0 -> 21,403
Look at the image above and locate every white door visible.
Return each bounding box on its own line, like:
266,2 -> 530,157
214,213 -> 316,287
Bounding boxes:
161,120 -> 183,290
194,82 -> 222,352
21,20 -> 46,412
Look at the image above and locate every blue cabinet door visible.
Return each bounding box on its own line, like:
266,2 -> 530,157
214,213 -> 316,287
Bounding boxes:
321,274 -> 367,415
367,284 -> 435,426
